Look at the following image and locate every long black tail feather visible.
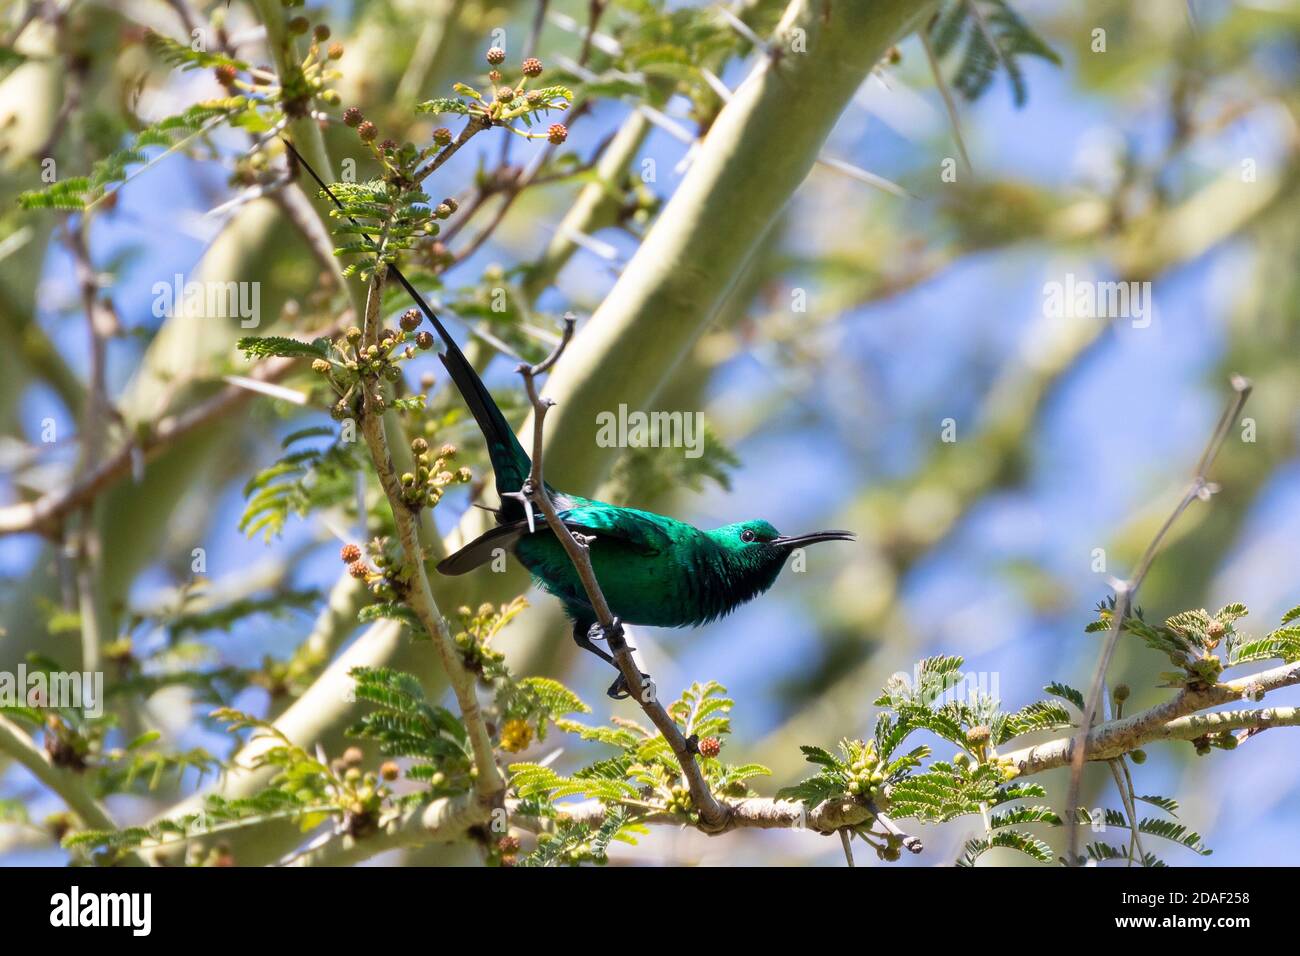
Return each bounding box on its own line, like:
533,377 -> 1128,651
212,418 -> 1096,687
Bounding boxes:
280,137 -> 533,506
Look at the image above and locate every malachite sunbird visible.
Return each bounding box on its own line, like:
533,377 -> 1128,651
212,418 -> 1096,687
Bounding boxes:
283,138 -> 854,698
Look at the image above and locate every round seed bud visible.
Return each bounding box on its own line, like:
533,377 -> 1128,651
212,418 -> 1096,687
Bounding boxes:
311,358 -> 330,373
698,737 -> 721,758
399,309 -> 421,332
347,560 -> 369,579
547,123 -> 567,145
411,437 -> 429,455
340,543 -> 362,563
380,760 -> 400,781
496,87 -> 515,102
1113,684 -> 1130,703
343,107 -> 363,127
357,120 -> 378,143
416,331 -> 435,350
965,725 -> 991,746
1129,749 -> 1147,764
314,24 -> 331,41
215,64 -> 238,87
288,16 -> 310,35
486,47 -> 506,65
521,57 -> 543,77
432,127 -> 452,145
328,42 -> 344,60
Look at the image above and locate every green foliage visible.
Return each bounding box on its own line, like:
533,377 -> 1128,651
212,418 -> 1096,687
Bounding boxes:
324,179 -> 437,282
236,335 -> 331,361
517,682 -> 769,850
239,429 -> 361,540
958,828 -> 1055,866
144,29 -> 249,72
1090,600 -> 1298,689
346,666 -> 473,797
928,0 -> 1060,107
18,99 -> 267,210
518,808 -> 638,867
1069,795 -> 1210,865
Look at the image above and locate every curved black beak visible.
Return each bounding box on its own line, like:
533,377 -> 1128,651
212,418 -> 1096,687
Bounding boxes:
771,529 -> 856,548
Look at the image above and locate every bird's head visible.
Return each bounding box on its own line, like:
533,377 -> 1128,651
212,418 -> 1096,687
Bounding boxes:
709,519 -> 856,563
697,520 -> 856,621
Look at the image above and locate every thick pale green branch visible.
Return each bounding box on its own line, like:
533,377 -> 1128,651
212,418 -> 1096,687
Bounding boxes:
286,793 -> 487,867
1002,660 -> 1300,776
531,0 -> 933,493
0,715 -> 127,850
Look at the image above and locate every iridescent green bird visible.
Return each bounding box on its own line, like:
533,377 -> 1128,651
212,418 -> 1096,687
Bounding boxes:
285,139 -> 853,698
422,312 -> 853,698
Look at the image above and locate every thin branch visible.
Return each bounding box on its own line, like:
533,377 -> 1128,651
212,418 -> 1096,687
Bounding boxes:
355,268 -> 506,807
0,322 -> 349,536
919,19 -> 972,175
1064,374 -> 1252,862
511,315 -> 730,830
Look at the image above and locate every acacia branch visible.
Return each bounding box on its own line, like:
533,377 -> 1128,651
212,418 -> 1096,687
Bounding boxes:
355,269 -> 505,806
0,715 -> 144,865
1004,659 -> 1300,777
1064,374 -> 1252,861
511,316 -> 729,830
0,323 -> 348,536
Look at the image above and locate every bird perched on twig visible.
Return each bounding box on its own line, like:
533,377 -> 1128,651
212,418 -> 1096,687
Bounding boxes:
284,138 -> 855,699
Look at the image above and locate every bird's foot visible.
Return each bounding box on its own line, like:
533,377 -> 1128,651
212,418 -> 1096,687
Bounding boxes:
588,616 -> 629,651
606,669 -> 652,701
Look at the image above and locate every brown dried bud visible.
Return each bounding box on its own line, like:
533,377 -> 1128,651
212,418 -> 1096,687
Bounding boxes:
698,737 -> 722,758
314,24 -> 331,42
416,331 -> 435,350
343,107 -> 363,127
288,16 -> 310,35
521,57 -> 543,78
400,309 -> 421,332
432,127 -> 452,145
215,64 -> 238,87
340,543 -> 362,563
357,120 -> 378,143
486,47 -> 506,65
547,123 -> 567,145
347,560 -> 370,579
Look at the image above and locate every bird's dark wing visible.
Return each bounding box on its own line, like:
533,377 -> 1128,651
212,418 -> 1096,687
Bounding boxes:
556,505 -> 678,556
438,504 -> 678,575
436,522 -> 528,575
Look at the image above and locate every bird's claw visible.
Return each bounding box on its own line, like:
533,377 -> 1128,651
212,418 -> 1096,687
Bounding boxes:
606,669 -> 651,701
589,617 -> 629,649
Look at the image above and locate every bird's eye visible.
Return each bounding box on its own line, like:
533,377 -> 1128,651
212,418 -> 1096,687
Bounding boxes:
740,529 -> 756,543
